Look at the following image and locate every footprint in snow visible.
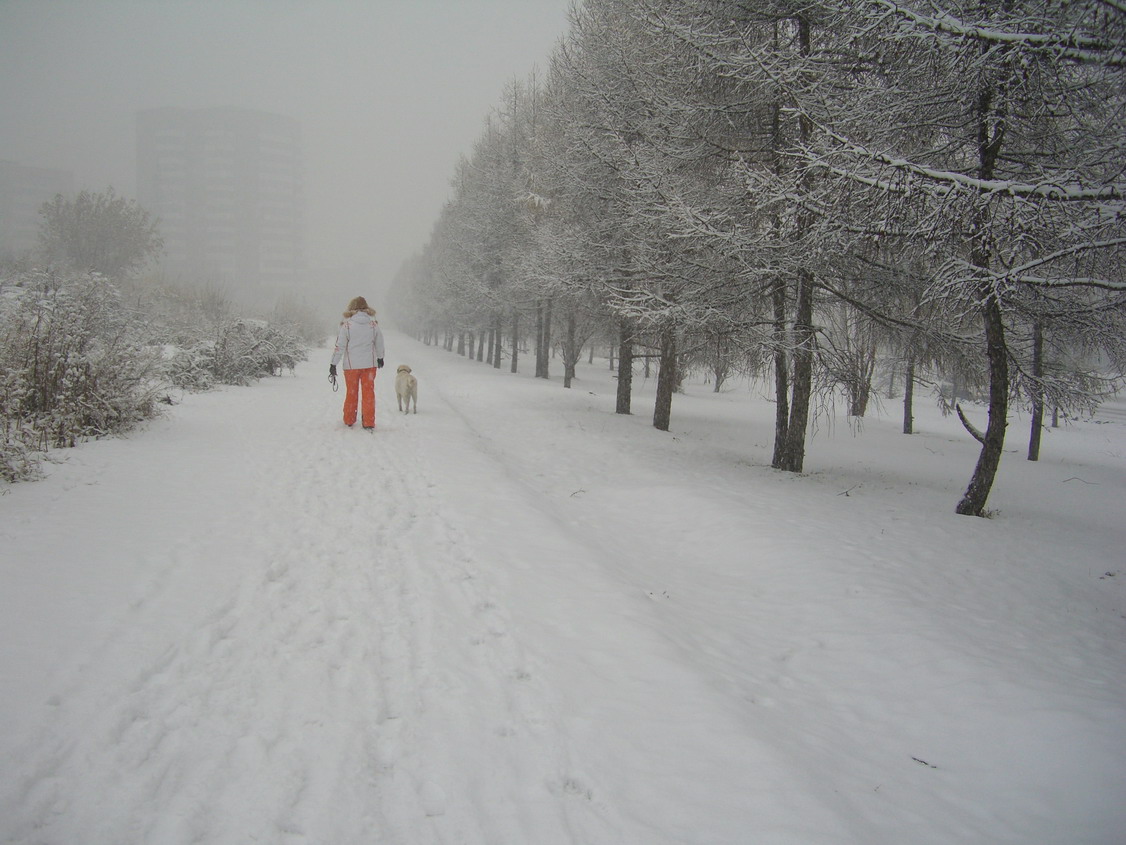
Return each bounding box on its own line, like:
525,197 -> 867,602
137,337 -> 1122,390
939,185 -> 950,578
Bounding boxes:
418,779 -> 447,817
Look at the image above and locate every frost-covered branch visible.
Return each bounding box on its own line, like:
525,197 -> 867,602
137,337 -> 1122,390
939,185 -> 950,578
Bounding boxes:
807,127 -> 1125,202
867,0 -> 1126,68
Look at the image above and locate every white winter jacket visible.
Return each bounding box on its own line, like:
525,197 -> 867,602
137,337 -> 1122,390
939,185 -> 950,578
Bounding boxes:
331,311 -> 385,370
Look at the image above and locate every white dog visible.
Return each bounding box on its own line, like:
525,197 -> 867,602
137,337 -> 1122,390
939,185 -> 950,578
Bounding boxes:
395,365 -> 418,413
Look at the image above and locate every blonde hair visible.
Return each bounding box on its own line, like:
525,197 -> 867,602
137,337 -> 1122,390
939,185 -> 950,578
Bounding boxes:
343,296 -> 376,318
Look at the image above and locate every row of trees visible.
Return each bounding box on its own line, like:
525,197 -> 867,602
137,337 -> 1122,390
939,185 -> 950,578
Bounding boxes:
390,0 -> 1125,516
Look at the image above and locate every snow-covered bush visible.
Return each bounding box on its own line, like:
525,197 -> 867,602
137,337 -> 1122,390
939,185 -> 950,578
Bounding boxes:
164,318 -> 308,390
164,343 -> 216,392
2,269 -> 314,482
0,367 -> 44,482
213,318 -> 306,384
121,279 -> 312,392
1,270 -> 164,481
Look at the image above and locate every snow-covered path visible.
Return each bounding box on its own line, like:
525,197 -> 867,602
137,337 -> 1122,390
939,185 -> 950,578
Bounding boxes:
0,339 -> 837,843
2,332 -> 1125,844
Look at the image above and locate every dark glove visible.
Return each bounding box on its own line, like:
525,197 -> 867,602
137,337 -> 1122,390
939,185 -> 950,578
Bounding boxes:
329,364 -> 337,377
377,358 -> 384,369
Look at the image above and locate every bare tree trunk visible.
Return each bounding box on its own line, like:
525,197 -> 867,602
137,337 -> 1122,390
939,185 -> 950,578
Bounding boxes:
712,336 -> 729,393
653,327 -> 677,431
534,303 -> 545,377
957,293 -> 1009,516
457,332 -> 466,356
563,311 -> 578,388
486,326 -> 495,366
536,298 -> 553,379
771,277 -> 790,467
616,318 -> 634,415
1028,320 -> 1044,461
848,342 -> 876,417
493,316 -> 503,369
903,353 -> 915,435
775,269 -> 815,473
508,311 -> 518,372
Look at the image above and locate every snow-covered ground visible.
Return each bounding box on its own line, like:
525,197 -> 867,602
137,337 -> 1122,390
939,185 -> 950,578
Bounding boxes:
2,329 -> 1124,845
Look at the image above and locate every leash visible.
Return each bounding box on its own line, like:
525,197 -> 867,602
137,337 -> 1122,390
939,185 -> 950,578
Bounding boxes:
328,372 -> 338,392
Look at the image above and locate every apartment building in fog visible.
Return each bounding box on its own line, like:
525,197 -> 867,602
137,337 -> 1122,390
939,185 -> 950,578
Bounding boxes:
136,107 -> 305,298
0,160 -> 74,259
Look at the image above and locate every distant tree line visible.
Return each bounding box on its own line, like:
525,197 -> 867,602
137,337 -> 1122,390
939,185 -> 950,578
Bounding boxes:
388,0 -> 1126,516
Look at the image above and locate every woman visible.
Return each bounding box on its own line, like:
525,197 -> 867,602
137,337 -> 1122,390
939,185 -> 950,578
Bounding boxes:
329,296 -> 385,430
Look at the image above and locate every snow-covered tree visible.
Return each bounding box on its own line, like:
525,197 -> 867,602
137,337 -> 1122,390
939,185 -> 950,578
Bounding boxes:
393,0 -> 1125,517
789,0 -> 1126,514
38,188 -> 163,278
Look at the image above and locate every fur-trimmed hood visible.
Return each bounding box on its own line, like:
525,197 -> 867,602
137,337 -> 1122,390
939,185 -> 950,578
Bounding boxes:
343,306 -> 376,319
343,295 -> 375,319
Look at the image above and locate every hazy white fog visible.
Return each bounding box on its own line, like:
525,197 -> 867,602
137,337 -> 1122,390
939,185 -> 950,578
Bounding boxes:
0,0 -> 570,285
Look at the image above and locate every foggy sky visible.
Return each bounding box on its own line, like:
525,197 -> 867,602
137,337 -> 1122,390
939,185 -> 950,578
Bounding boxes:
0,0 -> 571,287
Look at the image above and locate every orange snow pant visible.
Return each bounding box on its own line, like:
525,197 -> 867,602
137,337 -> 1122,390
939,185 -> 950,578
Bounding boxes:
343,366 -> 377,428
